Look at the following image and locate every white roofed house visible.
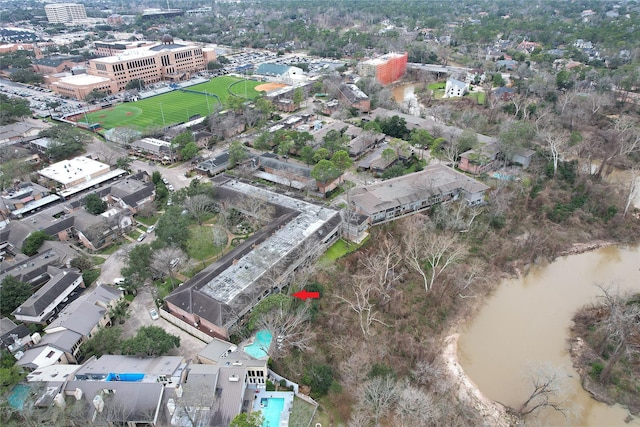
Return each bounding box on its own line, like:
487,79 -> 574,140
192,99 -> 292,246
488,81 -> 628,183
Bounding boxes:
129,137 -> 176,164
443,77 -> 468,98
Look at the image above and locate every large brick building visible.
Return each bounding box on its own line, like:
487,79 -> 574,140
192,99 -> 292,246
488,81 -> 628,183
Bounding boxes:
47,36 -> 216,99
357,52 -> 408,85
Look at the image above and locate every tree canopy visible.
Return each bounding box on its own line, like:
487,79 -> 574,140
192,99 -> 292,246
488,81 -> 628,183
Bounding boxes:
120,326 -> 180,356
230,412 -> 264,427
0,276 -> 31,315
22,230 -> 50,256
84,193 -> 107,214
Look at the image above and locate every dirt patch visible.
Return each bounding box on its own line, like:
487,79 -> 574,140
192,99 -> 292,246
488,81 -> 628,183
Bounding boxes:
255,82 -> 288,92
99,114 -> 107,118
125,111 -> 134,116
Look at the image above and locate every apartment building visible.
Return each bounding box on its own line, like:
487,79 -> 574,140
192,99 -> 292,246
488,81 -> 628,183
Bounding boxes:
357,52 -> 408,85
87,40 -> 213,93
44,3 -> 87,24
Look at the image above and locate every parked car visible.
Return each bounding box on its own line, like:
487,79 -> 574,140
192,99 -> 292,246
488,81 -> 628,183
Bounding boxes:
137,233 -> 147,242
147,225 -> 155,233
149,308 -> 159,320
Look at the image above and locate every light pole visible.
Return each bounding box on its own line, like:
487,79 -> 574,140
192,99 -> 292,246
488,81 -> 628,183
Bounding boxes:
205,91 -> 210,114
159,103 -> 166,126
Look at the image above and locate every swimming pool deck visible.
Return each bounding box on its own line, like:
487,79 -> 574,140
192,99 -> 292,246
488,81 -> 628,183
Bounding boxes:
252,390 -> 294,427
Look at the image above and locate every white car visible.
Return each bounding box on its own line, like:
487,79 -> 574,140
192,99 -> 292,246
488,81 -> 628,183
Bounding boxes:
167,184 -> 175,191
147,225 -> 155,233
137,233 -> 147,242
149,308 -> 159,320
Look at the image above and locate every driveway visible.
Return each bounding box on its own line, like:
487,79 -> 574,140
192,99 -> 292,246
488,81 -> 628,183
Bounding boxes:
121,289 -> 207,362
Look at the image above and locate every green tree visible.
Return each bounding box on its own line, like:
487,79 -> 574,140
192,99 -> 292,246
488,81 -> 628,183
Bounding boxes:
363,120 -> 382,133
410,129 -> 434,159
293,87 -> 304,107
556,70 -> 574,90
121,244 -> 154,285
331,150 -> 353,172
0,94 -> 31,125
181,141 -> 199,160
84,193 -> 107,214
322,129 -> 348,154
313,147 -> 331,163
492,73 -> 505,87
155,207 -> 191,249
228,141 -> 248,167
22,230 -> 50,256
0,350 -> 24,393
125,78 -> 145,91
120,326 -> 180,356
302,363 -> 334,397
80,326 -> 122,361
227,95 -> 246,112
172,131 -> 193,150
0,276 -> 31,315
230,412 -> 264,427
39,124 -> 91,160
206,61 -> 224,70
70,254 -> 94,271
115,156 -> 133,171
300,145 -> 315,165
84,90 -> 108,103
381,148 -> 397,164
311,159 -> 341,183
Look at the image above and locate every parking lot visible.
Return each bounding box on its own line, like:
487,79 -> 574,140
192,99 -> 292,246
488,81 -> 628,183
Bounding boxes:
121,289 -> 208,362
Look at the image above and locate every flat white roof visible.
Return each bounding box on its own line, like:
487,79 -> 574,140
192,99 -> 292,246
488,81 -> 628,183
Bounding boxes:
57,74 -> 110,86
38,157 -> 111,186
92,43 -> 197,64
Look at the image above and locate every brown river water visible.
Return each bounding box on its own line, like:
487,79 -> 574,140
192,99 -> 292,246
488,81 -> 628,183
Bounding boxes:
458,245 -> 640,426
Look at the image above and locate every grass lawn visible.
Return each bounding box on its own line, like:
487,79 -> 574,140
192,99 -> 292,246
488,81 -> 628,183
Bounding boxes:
289,396 -> 317,427
136,214 -> 160,226
98,241 -> 124,255
428,81 -> 446,99
86,76 -> 263,131
467,91 -> 486,105
129,230 -> 142,240
186,225 -> 226,261
91,256 -> 106,265
320,238 -> 363,262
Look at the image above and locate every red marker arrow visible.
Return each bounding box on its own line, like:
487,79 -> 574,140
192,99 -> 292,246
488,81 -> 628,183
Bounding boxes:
292,290 -> 320,301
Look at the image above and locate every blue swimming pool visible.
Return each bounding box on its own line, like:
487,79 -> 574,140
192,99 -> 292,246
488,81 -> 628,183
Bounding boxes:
105,372 -> 144,381
260,397 -> 284,427
8,384 -> 30,410
244,329 -> 272,359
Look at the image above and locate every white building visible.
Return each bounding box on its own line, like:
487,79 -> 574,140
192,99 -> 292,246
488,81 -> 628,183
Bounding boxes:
44,3 -> 87,24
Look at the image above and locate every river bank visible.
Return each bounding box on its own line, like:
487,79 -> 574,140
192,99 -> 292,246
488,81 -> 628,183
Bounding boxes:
457,244 -> 640,426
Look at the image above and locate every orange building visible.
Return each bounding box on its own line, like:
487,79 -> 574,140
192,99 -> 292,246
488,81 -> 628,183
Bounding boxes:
357,52 -> 408,85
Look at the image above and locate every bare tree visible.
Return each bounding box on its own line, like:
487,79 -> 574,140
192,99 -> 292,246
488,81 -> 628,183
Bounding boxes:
509,363 -> 572,420
184,193 -> 216,225
151,246 -> 187,283
258,298 -> 315,359
356,234 -> 403,308
335,276 -> 389,337
393,382 -> 439,427
593,117 -> 640,178
539,129 -> 569,178
356,376 -> 399,427
594,285 -> 640,383
623,166 -> 640,217
230,195 -> 276,229
211,224 -> 228,257
402,216 -> 467,293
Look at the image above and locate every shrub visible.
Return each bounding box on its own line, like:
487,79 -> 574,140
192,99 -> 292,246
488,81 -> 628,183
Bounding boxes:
22,230 -> 50,256
590,362 -> 604,380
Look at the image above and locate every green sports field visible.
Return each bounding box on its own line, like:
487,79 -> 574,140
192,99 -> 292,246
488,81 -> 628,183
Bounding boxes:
85,76 -> 263,131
